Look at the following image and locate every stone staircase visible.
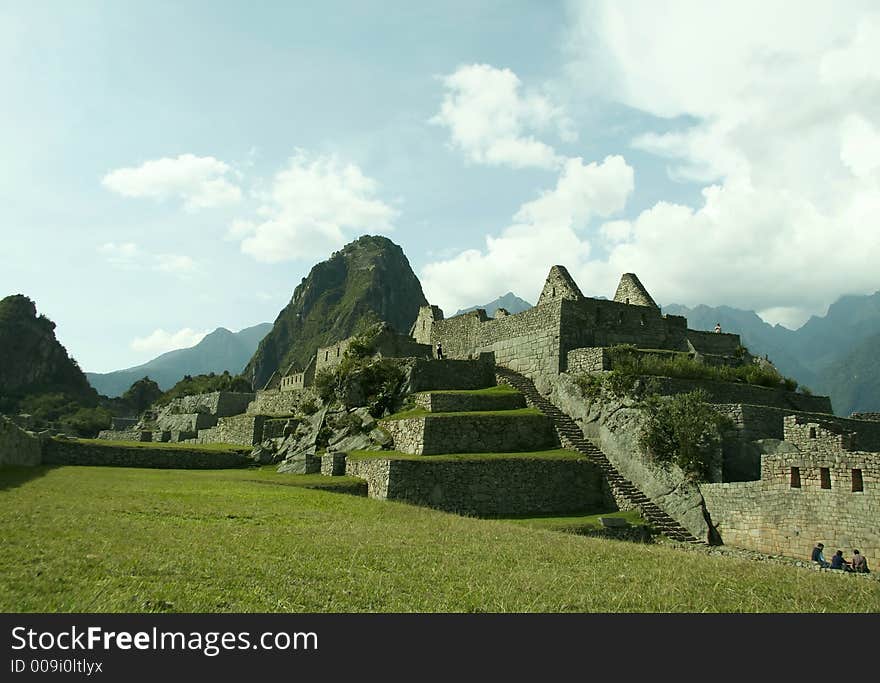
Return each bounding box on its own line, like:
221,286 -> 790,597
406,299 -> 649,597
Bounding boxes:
495,367 -> 703,544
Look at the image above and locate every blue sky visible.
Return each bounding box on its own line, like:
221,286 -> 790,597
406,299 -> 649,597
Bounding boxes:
2,1 -> 879,372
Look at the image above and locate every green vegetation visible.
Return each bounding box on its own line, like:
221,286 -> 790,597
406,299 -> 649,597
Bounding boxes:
383,407 -> 541,421
315,353 -> 406,416
155,371 -> 252,406
639,390 -> 732,481
2,465 -> 877,612
580,344 -> 800,395
120,377 -> 162,413
347,448 -> 584,463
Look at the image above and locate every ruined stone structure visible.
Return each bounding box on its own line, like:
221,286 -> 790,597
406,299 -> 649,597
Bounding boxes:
413,267 -> 744,388
702,415 -> 879,566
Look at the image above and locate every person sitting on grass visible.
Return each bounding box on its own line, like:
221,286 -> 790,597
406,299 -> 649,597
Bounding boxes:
830,550 -> 852,572
811,542 -> 830,568
851,550 -> 870,574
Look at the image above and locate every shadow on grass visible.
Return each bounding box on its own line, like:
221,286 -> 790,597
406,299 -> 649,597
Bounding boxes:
0,465 -> 56,492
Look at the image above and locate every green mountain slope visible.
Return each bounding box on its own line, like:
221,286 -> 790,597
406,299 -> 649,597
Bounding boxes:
244,235 -> 428,388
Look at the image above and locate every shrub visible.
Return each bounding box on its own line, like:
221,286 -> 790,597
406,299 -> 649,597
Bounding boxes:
639,390 -> 731,481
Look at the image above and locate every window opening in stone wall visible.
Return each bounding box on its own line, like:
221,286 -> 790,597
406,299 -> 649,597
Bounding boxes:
640,313 -> 646,326
820,467 -> 831,489
852,469 -> 864,492
336,347 -> 340,357
552,287 -> 556,297
325,351 -> 329,361
790,467 -> 801,488
618,311 -> 624,325
809,427 -> 817,439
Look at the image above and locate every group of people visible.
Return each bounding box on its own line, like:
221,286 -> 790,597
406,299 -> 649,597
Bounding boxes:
811,543 -> 870,573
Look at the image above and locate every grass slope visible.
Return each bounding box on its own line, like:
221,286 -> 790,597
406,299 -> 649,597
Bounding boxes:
2,465 -> 878,613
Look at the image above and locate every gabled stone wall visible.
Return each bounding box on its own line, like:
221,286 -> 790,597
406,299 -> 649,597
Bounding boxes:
0,416 -> 41,466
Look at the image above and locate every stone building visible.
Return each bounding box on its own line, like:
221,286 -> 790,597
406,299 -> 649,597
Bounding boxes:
413,266 -> 744,387
702,415 -> 879,566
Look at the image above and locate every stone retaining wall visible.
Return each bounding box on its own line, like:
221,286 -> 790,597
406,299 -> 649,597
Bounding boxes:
197,414 -> 266,446
413,391 -> 525,413
406,357 -> 497,391
246,388 -> 316,416
0,416 -> 42,466
380,414 -> 558,455
42,439 -> 251,469
345,455 -> 608,516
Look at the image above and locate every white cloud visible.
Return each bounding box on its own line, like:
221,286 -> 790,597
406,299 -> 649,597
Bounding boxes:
154,253 -> 197,275
99,242 -> 140,269
130,328 -> 210,355
421,155 -> 634,314
99,243 -> 198,277
430,64 -> 575,169
102,154 -> 242,211
555,1 -> 880,326
232,150 -> 397,263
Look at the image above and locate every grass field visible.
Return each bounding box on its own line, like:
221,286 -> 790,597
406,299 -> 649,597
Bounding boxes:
2,465 -> 878,612
69,438 -> 251,453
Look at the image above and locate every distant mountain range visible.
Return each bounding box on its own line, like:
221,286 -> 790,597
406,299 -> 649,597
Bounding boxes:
86,323 -> 271,397
455,292 -> 533,317
664,291 -> 880,416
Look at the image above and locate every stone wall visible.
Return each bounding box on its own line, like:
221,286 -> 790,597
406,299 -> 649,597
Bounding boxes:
345,455 -> 609,516
413,391 -> 525,413
715,404 -> 880,481
429,300 -> 566,383
701,446 -> 879,567
156,412 -> 217,433
42,439 -> 251,469
163,391 -> 256,418
380,413 -> 558,455
0,416 -> 42,466
566,347 -> 610,374
262,417 -> 301,440
851,413 -> 880,421
246,388 -> 316,416
197,414 -> 266,446
406,357 -> 496,392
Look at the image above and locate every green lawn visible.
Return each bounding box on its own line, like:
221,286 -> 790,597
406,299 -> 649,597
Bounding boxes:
2,465 -> 878,612
500,509 -> 647,533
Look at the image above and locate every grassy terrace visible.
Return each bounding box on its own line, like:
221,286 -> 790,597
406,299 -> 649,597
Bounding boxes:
0,467 -> 880,612
3,464 -> 879,613
383,407 -> 541,420
63,438 -> 251,454
347,448 -> 584,463
419,385 -> 520,395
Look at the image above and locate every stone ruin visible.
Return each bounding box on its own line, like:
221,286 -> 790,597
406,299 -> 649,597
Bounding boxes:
80,266 -> 876,564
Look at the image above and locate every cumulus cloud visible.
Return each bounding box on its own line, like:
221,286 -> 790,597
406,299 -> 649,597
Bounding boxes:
130,328 -> 210,355
102,154 -> 241,211
430,63 -> 575,169
555,1 -> 880,327
231,150 -> 397,263
421,155 -> 634,314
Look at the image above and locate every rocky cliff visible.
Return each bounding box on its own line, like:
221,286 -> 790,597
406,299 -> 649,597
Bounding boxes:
244,235 -> 429,389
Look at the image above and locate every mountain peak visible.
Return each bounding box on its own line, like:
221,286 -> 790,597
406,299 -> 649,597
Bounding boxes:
244,235 -> 428,388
